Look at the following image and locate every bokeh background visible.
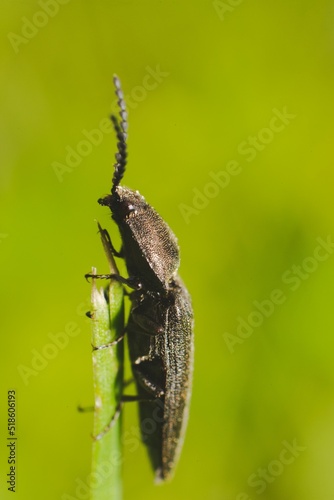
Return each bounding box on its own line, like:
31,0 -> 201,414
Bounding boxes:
1,1 -> 334,499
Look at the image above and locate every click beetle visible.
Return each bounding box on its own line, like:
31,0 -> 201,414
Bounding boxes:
92,76 -> 194,482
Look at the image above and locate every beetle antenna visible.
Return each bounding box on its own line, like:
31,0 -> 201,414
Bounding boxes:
111,75 -> 128,194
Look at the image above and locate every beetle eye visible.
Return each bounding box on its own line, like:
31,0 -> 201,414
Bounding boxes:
122,199 -> 138,217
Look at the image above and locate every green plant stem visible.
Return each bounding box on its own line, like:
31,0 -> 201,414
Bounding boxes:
90,224 -> 124,500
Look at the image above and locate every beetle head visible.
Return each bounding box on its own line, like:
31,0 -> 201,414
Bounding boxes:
100,185 -> 180,291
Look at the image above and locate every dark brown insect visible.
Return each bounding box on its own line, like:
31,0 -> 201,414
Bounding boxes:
95,75 -> 194,481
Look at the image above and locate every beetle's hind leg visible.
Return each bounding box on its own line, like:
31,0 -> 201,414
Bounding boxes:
92,386 -> 162,442
93,402 -> 123,441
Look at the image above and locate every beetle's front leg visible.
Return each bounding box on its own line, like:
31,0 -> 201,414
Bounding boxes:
98,224 -> 124,258
128,311 -> 165,336
85,272 -> 142,290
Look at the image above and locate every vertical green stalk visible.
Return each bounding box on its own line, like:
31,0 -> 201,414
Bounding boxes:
90,224 -> 124,500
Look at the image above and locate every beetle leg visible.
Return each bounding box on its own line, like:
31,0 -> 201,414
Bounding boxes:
92,390 -> 162,441
77,404 -> 95,413
132,358 -> 165,398
99,226 -> 124,258
128,302 -> 167,336
128,313 -> 164,336
91,329 -> 126,351
121,394 -> 160,403
85,272 -> 142,290
93,402 -> 123,441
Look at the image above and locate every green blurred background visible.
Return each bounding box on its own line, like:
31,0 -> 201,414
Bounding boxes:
1,1 -> 334,499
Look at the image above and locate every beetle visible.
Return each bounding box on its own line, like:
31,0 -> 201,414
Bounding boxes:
91,76 -> 194,482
